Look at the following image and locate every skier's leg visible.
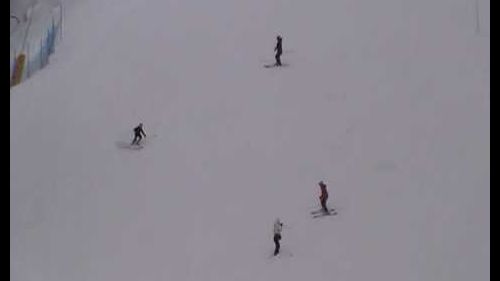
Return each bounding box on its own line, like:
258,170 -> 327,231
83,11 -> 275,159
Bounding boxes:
274,235 -> 280,256
131,135 -> 138,145
277,238 -> 281,254
321,199 -> 328,213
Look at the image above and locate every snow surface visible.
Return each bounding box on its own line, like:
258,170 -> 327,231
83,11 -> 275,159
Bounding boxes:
10,0 -> 489,280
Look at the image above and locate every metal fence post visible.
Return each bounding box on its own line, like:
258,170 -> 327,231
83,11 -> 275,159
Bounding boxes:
51,24 -> 56,54
60,3 -> 63,40
45,30 -> 48,65
46,30 -> 50,64
12,49 -> 17,81
475,0 -> 480,35
50,18 -> 55,54
40,38 -> 43,69
27,42 -> 30,78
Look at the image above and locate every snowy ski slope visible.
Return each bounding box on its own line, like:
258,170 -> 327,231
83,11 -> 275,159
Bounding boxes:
11,0 -> 489,280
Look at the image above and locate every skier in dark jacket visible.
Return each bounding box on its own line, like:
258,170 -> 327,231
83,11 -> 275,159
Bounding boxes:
273,218 -> 283,256
131,123 -> 146,145
319,181 -> 329,213
274,35 -> 283,66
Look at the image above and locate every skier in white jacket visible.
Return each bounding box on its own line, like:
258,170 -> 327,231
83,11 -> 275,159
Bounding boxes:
273,218 -> 283,256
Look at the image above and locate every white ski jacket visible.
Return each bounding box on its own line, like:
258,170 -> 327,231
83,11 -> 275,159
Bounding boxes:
274,219 -> 283,235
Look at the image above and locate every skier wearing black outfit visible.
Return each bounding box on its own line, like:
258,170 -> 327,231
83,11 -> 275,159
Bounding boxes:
131,123 -> 146,145
274,35 -> 283,66
273,218 -> 283,256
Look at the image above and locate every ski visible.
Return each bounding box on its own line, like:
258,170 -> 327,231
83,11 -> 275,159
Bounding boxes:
116,141 -> 143,150
263,63 -> 289,68
130,144 -> 144,150
310,208 -> 336,215
312,211 -> 337,218
269,250 -> 293,259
